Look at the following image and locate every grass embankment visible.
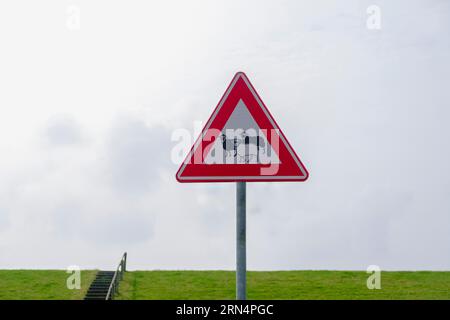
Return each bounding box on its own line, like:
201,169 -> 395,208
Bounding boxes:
0,270 -> 97,300
115,270 -> 450,300
0,270 -> 449,299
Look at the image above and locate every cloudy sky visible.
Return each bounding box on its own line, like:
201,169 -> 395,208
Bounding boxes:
0,0 -> 449,271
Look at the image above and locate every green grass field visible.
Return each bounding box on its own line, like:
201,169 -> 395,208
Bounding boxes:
0,270 -> 96,300
0,270 -> 449,300
116,271 -> 450,300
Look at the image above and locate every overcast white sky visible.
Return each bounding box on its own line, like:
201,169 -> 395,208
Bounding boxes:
0,0 -> 449,271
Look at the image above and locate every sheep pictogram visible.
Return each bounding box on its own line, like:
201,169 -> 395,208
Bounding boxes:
221,134 -> 239,157
221,131 -> 266,163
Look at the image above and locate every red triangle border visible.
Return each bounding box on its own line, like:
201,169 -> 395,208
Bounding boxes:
176,72 -> 309,183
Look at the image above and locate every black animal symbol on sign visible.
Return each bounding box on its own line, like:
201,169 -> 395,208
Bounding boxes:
220,131 -> 266,163
241,131 -> 265,163
221,134 -> 238,157
241,132 -> 265,153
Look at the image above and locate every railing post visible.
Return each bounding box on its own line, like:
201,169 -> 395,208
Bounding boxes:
105,252 -> 127,300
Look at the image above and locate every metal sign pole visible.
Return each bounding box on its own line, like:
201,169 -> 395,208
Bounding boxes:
236,181 -> 246,300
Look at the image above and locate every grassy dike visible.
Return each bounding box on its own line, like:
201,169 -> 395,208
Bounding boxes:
0,270 -> 449,299
0,270 -> 97,300
115,270 -> 450,300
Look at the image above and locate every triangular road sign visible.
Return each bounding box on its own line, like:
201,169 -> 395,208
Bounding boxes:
176,72 -> 308,182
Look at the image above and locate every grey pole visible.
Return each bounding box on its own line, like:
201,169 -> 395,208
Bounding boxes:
236,181 -> 246,300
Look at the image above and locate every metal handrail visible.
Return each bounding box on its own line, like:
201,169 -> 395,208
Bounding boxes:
105,252 -> 127,300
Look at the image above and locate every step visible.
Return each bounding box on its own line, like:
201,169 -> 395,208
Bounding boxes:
84,268 -> 123,300
85,293 -> 108,298
93,278 -> 114,281
89,285 -> 111,288
89,285 -> 110,288
88,288 -> 110,291
87,288 -> 109,291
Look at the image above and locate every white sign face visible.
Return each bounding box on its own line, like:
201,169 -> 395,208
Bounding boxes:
204,99 -> 281,165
